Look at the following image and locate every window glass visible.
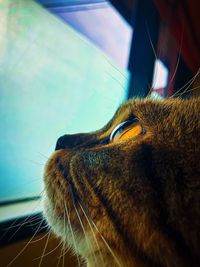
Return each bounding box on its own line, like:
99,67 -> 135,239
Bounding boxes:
152,59 -> 169,97
46,0 -> 132,69
0,0 -> 130,203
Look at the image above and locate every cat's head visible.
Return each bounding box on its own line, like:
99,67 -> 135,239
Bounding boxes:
43,97 -> 199,267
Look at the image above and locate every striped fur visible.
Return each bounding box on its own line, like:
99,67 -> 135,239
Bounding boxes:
43,97 -> 200,267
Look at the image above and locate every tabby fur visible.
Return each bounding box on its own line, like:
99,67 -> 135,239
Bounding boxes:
43,97 -> 200,267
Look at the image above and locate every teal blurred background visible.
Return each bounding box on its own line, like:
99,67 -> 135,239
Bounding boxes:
0,0 -> 130,202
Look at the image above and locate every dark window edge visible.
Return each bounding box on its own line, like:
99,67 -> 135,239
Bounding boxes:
0,212 -> 48,247
36,0 -> 108,8
0,196 -> 41,207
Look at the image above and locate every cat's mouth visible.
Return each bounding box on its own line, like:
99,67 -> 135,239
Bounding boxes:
43,148 -> 104,253
44,149 -> 111,258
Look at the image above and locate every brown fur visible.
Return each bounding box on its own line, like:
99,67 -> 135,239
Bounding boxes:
43,97 -> 200,267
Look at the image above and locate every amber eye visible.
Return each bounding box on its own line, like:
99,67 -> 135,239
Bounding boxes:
110,117 -> 144,143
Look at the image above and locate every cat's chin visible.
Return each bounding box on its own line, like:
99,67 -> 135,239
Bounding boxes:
42,192 -> 66,240
43,193 -> 126,267
43,191 -> 101,262
43,150 -> 128,266
43,153 -> 149,267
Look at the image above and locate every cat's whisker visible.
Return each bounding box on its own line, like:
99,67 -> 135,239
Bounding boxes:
169,26 -> 184,86
146,23 -> 184,99
146,85 -> 154,99
145,22 -> 157,60
1,197 -> 44,241
62,245 -> 65,267
73,201 -> 98,267
40,188 -> 46,197
63,198 -> 81,267
32,202 -> 65,262
28,160 -> 45,166
70,23 -> 127,82
3,215 -> 41,231
145,24 -> 159,98
170,77 -> 193,98
39,224 -> 50,231
62,199 -> 66,267
57,242 -> 69,259
169,49 -> 181,88
78,202 -> 122,267
33,200 -> 64,261
78,202 -> 106,267
62,216 -> 66,267
38,230 -> 51,267
105,71 -> 126,90
170,68 -> 200,98
55,247 -> 62,267
172,76 -> 197,98
32,238 -> 63,260
29,231 -> 50,244
27,219 -> 47,228
175,84 -> 200,98
90,219 -> 122,267
35,151 -> 49,159
6,219 -> 44,267
102,54 -> 128,80
173,77 -> 199,99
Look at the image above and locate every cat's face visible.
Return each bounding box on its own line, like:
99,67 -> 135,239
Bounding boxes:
43,97 -> 199,267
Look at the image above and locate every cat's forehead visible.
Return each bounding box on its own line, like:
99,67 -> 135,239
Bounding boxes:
116,97 -> 200,120
107,97 -> 200,133
99,97 -> 200,139
112,98 -> 171,124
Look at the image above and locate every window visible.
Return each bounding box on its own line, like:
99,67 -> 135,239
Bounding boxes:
43,0 -> 132,69
0,0 -> 132,207
152,59 -> 169,97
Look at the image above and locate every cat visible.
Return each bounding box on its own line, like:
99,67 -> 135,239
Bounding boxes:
43,96 -> 200,267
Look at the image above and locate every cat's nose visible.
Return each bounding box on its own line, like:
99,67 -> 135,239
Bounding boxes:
55,134 -> 88,150
55,135 -> 75,150
55,136 -> 66,150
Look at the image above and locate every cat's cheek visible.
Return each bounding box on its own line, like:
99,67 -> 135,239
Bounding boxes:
43,151 -> 73,239
43,192 -> 101,259
42,192 -> 66,240
72,149 -> 124,180
70,151 -> 128,240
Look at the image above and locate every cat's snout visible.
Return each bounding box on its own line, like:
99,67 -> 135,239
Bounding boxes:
55,135 -> 76,150
55,134 -> 88,150
55,135 -> 66,150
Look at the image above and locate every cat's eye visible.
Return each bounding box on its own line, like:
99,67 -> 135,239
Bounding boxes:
110,118 -> 144,143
